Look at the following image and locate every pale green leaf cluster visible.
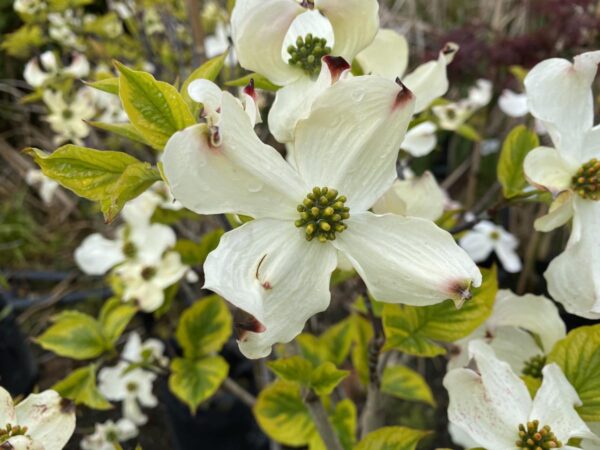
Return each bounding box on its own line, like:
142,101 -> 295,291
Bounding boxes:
498,125 -> 539,198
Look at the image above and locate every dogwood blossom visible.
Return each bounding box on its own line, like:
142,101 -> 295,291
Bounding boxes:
205,22 -> 237,67
0,387 -> 75,450
162,75 -> 481,358
80,418 -> 138,450
43,88 -> 95,145
459,220 -> 522,273
522,50 -> 600,318
122,331 -> 168,368
24,51 -> 89,88
444,340 -> 598,450
433,79 -> 492,130
25,168 -> 60,205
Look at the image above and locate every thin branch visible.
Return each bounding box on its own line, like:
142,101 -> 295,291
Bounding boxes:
222,377 -> 257,408
304,390 -> 344,450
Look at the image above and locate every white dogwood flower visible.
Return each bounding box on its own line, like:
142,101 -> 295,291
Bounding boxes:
0,387 -> 75,450
43,88 -> 95,145
444,340 -> 598,450
24,51 -> 89,88
522,50 -> 600,318
433,79 -> 492,130
459,220 -> 522,273
13,0 -> 46,15
205,22 -> 237,67
25,169 -> 60,205
122,331 -> 168,367
162,76 -> 481,358
80,418 -> 138,450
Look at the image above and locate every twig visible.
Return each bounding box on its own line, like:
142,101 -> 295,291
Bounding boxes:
304,390 -> 344,450
516,204 -> 543,294
222,377 -> 257,408
17,273 -> 76,324
186,0 -> 205,66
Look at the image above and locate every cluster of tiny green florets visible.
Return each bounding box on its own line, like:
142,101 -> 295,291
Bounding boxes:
295,187 -> 349,242
521,354 -> 546,379
572,158 -> 600,200
287,33 -> 331,76
122,241 -> 137,258
0,424 -> 29,443
516,420 -> 562,449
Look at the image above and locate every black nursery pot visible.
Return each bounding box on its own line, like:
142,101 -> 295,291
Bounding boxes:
0,297 -> 38,395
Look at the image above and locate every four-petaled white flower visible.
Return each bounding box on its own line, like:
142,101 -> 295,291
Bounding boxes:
80,418 -> 138,450
432,78 -> 492,130
522,50 -> 600,318
24,51 -> 89,88
0,387 -> 75,450
122,331 -> 168,368
98,363 -> 158,426
162,75 -> 481,358
43,88 -> 95,145
25,169 -> 60,205
459,220 -> 522,273
205,22 -> 237,67
444,340 -> 599,450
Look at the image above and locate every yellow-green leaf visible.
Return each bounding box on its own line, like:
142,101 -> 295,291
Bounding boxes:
88,121 -> 149,145
310,362 -> 349,396
1,25 -> 45,58
351,314 -> 373,384
98,297 -> 137,345
176,295 -> 232,359
115,61 -> 195,150
310,399 -> 356,450
225,73 -> 281,91
37,311 -> 107,360
85,77 -> 119,95
498,125 -> 539,198
174,229 -> 224,266
355,426 -> 430,450
382,266 -> 497,357
181,52 -> 228,111
320,318 -> 354,366
456,123 -> 482,142
53,365 -> 112,410
268,356 -> 313,385
381,365 -> 436,406
547,325 -> 600,421
168,356 -> 228,414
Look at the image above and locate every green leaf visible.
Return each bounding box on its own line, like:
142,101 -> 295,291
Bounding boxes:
181,53 -> 228,111
547,325 -> 600,421
355,426 -> 430,450
225,73 -> 281,91
26,145 -> 161,222
382,266 -> 497,357
497,125 -> 539,198
176,295 -> 232,359
88,121 -> 150,145
168,356 -> 228,414
53,365 -> 112,410
521,375 -> 542,399
310,362 -> 349,396
37,311 -> 107,359
85,77 -> 119,95
351,314 -> 374,384
254,380 -> 315,446
456,123 -> 482,142
115,61 -> 195,150
174,229 -> 224,266
381,365 -> 436,406
268,356 -> 313,386
1,25 -> 45,58
297,318 -> 354,367
98,297 -> 137,346
309,399 -> 357,450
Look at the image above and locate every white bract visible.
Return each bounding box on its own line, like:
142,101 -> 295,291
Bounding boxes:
522,50 -> 600,318
459,220 -> 522,273
0,387 -> 75,450
24,51 -> 89,88
25,169 -> 60,205
80,418 -> 138,450
43,88 -> 95,145
205,22 -> 237,67
444,340 -> 598,450
433,78 -> 492,130
162,75 -> 481,358
13,0 -> 46,15
98,363 -> 158,426
122,331 -> 168,367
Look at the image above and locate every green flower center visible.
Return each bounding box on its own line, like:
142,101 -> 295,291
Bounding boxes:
572,158 -> 600,200
62,109 -> 74,120
295,187 -> 349,243
489,231 -> 500,241
516,420 -> 562,449
122,241 -> 137,258
287,33 -> 332,77
141,266 -> 157,280
0,424 -> 29,444
522,354 -> 546,379
126,381 -> 139,392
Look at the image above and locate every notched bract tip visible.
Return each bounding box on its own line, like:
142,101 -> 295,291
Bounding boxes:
393,77 -> 414,110
449,280 -> 473,309
323,56 -> 350,83
243,78 -> 256,100
234,309 -> 267,342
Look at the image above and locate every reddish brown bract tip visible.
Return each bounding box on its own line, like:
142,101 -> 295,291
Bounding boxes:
393,77 -> 414,110
234,309 -> 267,342
323,56 -> 350,83
243,78 -> 256,100
442,42 -> 459,55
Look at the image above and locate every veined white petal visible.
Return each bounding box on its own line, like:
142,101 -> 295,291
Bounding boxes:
294,76 -> 415,212
333,212 -> 481,306
187,78 -> 223,121
545,198 -> 600,319
0,386 -> 16,425
448,422 -> 479,450
530,364 -> 596,443
525,51 -> 600,155
231,0 -> 303,85
534,191 -> 574,232
402,43 -> 458,113
15,390 -> 76,450
400,121 -> 438,157
282,10 -> 334,60
163,94 -> 306,220
63,53 -> 90,78
74,233 -> 125,275
491,290 -> 566,353
498,89 -> 528,117
204,218 -> 337,358
315,0 -> 378,62
494,240 -> 522,273
467,79 -> 493,108
489,327 -> 543,374
23,59 -> 50,87
524,146 -> 576,194
458,228 -> 494,263
355,28 -> 409,80
130,223 -> 176,266
372,171 -> 445,221
581,124 -> 600,163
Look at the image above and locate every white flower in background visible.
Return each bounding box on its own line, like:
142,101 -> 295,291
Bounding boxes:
447,290 -> 565,373
0,387 -> 75,450
400,121 -> 438,157
444,340 -> 598,450
459,220 -> 522,273
232,0 -> 378,144
93,89 -> 128,123
522,50 -> 600,318
162,76 -> 481,358
205,22 -> 237,67
499,89 -> 528,117
25,169 -> 59,205
80,418 -> 138,450
98,363 -> 158,426
372,171 -> 445,221
13,0 -> 46,15
24,51 -> 89,88
122,331 -> 168,367
43,88 -> 95,145
143,8 -> 164,35
111,0 -> 135,20
48,12 -> 83,50
433,79 -> 493,130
